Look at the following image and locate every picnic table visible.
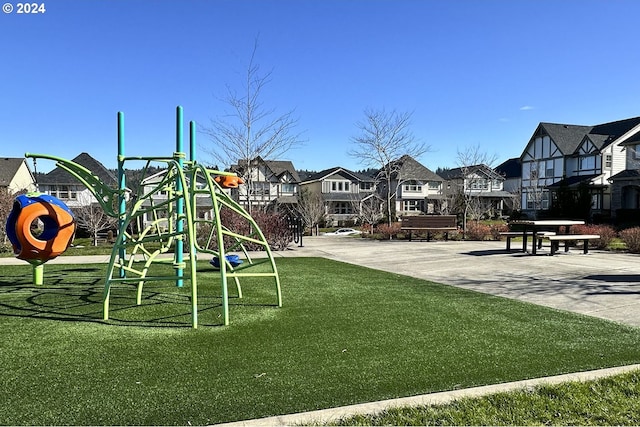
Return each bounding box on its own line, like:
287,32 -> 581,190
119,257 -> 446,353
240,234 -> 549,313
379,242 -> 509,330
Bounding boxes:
508,220 -> 585,255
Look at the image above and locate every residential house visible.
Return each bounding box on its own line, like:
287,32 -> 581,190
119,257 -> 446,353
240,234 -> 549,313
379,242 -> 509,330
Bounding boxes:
36,152 -> 117,208
300,167 -> 377,226
495,157 -> 522,214
383,155 -> 445,216
520,117 -> 640,219
438,164 -> 511,219
0,157 -> 36,194
605,122 -> 640,223
229,157 -> 300,211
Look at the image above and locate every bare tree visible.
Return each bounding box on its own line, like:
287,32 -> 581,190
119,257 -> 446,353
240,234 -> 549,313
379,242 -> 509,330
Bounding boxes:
201,37 -> 304,213
350,194 -> 384,233
349,108 -> 428,225
72,193 -> 117,246
455,145 -> 498,232
0,188 -> 27,251
294,188 -> 325,236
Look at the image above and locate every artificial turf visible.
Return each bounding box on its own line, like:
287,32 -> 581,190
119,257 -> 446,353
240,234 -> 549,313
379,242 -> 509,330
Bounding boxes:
1,257 -> 640,425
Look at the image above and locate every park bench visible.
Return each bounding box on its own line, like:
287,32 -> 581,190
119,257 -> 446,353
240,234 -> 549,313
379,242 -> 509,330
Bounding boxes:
544,234 -> 600,255
400,215 -> 457,241
500,231 -> 556,251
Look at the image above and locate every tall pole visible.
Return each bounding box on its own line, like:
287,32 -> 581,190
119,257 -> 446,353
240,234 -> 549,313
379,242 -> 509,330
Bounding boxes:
175,106 -> 185,288
117,112 -> 126,278
189,121 -> 196,163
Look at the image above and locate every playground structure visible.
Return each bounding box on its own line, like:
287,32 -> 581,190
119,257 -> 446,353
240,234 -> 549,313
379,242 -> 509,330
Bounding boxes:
14,106 -> 282,328
5,193 -> 77,285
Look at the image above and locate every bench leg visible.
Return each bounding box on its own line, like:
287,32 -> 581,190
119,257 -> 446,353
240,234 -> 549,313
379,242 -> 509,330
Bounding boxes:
506,237 -> 512,251
537,238 -> 543,249
583,239 -> 589,254
550,241 -> 558,256
564,241 -> 570,252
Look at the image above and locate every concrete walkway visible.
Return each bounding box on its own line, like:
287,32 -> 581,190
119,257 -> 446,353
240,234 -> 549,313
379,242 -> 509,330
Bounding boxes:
4,237 -> 640,425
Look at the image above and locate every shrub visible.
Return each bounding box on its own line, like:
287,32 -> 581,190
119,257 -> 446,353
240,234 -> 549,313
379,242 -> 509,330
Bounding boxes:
572,224 -> 617,249
195,209 -> 293,252
465,222 -> 492,241
620,227 -> 640,253
376,222 -> 401,240
489,223 -> 509,240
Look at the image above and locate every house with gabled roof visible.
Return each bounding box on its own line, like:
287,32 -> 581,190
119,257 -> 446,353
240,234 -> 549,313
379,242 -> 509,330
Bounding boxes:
382,155 -> 445,216
0,157 -> 36,194
229,157 -> 300,211
300,166 -> 377,226
520,116 -> 640,219
36,152 -> 117,208
439,163 -> 512,219
605,121 -> 640,222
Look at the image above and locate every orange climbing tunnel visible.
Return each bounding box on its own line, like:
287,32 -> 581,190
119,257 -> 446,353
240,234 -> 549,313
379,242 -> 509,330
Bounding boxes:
5,194 -> 76,262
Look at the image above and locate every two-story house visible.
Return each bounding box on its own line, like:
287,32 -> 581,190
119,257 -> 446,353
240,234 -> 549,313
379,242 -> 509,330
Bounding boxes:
229,157 -> 300,211
605,121 -> 640,223
299,167 -> 377,226
495,157 -> 522,214
0,157 -> 37,194
36,152 -> 117,208
439,164 -> 511,219
383,155 -> 444,216
520,117 -> 640,219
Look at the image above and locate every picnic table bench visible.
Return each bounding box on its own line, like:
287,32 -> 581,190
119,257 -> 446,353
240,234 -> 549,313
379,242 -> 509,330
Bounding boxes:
544,234 -> 600,255
499,231 -> 556,251
400,215 -> 457,241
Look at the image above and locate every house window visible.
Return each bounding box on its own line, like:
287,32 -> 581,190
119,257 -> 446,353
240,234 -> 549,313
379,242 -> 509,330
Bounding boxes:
470,179 -> 488,190
579,156 -> 595,171
281,183 -> 295,193
330,181 -> 350,192
428,181 -> 440,190
403,181 -> 422,192
605,154 -> 612,169
333,202 -> 352,214
360,182 -> 373,191
402,200 -> 422,212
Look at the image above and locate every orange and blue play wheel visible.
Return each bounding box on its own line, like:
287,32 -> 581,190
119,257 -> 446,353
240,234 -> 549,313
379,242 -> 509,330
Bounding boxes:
5,193 -> 76,262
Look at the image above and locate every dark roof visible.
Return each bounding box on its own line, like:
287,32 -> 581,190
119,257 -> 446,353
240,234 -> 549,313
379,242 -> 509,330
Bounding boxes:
534,116 -> 640,155
538,123 -> 593,155
303,166 -> 374,183
609,169 -> 640,181
438,164 -> 502,180
37,152 -> 117,186
264,160 -> 301,182
0,158 -> 28,187
495,158 -> 521,179
391,155 -> 443,181
547,174 -> 601,188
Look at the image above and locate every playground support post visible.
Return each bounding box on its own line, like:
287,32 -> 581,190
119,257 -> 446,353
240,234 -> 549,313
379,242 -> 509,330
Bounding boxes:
175,106 -> 185,288
117,112 -> 127,278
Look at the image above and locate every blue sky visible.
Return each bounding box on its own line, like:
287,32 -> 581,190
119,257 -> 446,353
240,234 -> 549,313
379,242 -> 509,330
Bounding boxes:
2,0 -> 639,174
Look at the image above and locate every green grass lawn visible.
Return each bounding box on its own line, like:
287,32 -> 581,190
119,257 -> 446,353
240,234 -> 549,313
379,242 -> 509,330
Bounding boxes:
2,258 -> 640,425
329,370 -> 640,426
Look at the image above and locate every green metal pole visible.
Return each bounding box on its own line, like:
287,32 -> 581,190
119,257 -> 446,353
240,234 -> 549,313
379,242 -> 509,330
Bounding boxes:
32,263 -> 44,286
190,121 -> 196,163
175,106 -> 184,288
117,112 -> 126,278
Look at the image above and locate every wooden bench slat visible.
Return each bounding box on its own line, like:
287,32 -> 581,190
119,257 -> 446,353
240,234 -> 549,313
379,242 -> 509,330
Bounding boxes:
400,216 -> 457,241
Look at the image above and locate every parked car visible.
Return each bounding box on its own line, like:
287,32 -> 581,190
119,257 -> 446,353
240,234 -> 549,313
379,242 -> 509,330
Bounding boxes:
324,228 -> 362,236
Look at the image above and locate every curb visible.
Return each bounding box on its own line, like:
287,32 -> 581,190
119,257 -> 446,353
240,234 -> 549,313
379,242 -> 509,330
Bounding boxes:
214,364 -> 640,426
